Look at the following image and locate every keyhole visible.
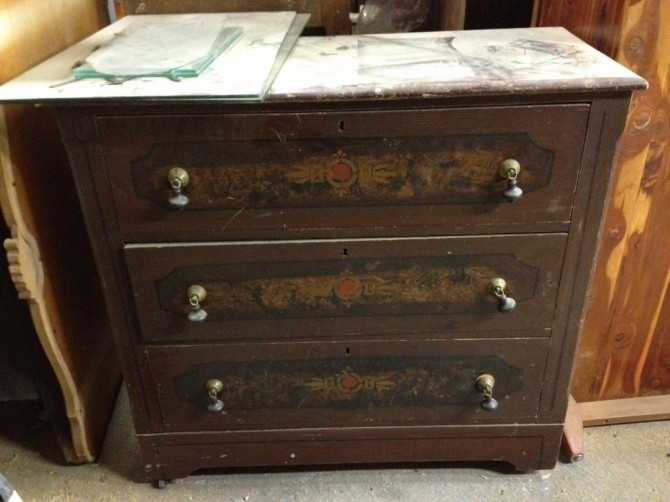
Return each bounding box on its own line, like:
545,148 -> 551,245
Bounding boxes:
338,120 -> 345,132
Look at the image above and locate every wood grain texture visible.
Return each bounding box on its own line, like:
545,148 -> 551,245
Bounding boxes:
0,0 -> 119,462
0,0 -> 106,84
535,0 -> 626,57
539,0 -> 670,401
437,0 -> 466,30
578,395 -> 670,426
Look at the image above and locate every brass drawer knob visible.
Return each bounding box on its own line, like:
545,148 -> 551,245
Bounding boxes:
187,285 -> 208,322
476,374 -> 498,411
206,379 -> 224,413
168,167 -> 190,208
499,159 -> 523,202
488,277 -> 517,313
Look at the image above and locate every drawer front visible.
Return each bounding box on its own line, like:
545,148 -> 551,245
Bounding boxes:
148,337 -> 550,432
98,105 -> 588,241
125,234 -> 566,342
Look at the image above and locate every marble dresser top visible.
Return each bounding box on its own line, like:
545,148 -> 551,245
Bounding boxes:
0,21 -> 646,104
270,27 -> 646,100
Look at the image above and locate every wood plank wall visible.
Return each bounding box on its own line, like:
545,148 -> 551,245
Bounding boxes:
0,0 -> 119,462
537,0 -> 670,402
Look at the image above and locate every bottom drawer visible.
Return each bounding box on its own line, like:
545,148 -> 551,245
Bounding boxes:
148,336 -> 549,432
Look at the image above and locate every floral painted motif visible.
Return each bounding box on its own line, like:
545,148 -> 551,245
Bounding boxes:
134,134 -> 553,208
173,355 -> 524,410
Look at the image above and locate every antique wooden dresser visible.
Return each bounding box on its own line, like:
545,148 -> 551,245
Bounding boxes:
0,18 -> 646,485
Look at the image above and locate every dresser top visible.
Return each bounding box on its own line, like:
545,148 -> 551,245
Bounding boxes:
0,17 -> 645,104
271,27 -> 646,100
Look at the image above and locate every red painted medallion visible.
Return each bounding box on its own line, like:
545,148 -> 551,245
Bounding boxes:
330,162 -> 353,183
339,373 -> 360,390
338,279 -> 358,297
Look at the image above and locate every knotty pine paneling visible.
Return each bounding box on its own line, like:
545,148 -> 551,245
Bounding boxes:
539,0 -> 670,401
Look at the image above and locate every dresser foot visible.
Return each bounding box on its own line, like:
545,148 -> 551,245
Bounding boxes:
152,479 -> 170,489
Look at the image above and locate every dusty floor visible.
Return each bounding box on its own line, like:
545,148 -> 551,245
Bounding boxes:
0,389 -> 668,502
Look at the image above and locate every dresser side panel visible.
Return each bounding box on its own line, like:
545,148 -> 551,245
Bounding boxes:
539,96 -> 634,420
55,107 -> 164,434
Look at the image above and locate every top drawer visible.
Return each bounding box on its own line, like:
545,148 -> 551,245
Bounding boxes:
97,104 -> 589,241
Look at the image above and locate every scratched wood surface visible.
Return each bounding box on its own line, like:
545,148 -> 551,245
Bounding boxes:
538,0 -> 670,401
0,0 -> 120,462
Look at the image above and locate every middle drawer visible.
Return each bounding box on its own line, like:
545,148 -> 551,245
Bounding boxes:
125,234 -> 566,343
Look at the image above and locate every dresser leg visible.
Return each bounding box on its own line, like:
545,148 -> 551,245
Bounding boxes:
152,479 -> 170,489
561,394 -> 585,462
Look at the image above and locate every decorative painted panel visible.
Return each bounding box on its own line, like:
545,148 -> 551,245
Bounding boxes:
157,253 -> 539,321
125,234 -> 565,341
131,134 -> 553,209
173,355 -> 524,411
99,105 -> 590,242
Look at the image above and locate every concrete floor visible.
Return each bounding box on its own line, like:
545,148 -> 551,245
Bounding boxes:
1,388 -> 668,502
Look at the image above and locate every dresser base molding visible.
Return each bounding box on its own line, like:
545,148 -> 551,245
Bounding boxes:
138,425 -> 564,481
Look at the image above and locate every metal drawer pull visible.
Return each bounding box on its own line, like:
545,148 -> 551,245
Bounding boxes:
499,159 -> 523,202
206,379 -> 224,413
476,374 -> 498,411
168,167 -> 190,208
488,277 -> 517,313
187,285 -> 208,322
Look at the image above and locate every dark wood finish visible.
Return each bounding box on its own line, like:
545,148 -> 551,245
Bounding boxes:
119,0 -> 352,35
53,57 -> 636,481
536,0 -> 626,58
139,424 -> 564,479
99,105 -> 588,241
149,338 -> 550,432
125,234 -> 565,342
539,0 -> 670,403
538,96 -> 633,424
465,0 -> 535,30
56,109 -> 165,436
